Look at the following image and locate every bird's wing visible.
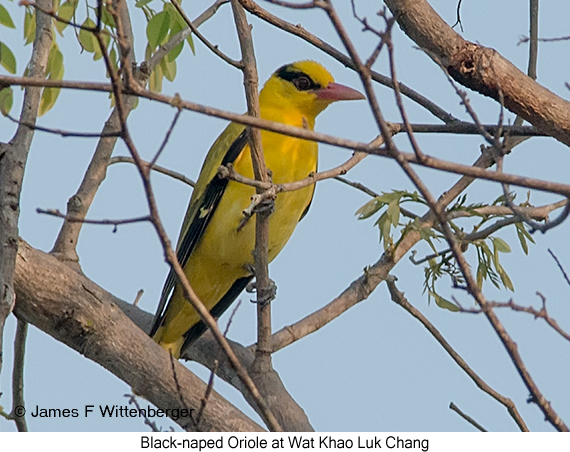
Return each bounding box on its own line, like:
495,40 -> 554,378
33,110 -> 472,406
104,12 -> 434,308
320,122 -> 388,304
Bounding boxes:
150,122 -> 249,337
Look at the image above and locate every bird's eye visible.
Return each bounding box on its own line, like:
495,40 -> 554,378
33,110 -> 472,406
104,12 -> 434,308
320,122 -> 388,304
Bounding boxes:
294,76 -> 313,91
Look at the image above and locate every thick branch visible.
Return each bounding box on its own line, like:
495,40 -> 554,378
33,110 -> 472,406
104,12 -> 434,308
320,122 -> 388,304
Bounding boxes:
13,240 -> 263,432
0,0 -> 53,380
384,0 -> 570,146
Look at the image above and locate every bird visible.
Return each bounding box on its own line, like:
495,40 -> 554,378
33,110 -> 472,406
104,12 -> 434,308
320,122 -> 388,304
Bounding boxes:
150,60 -> 364,358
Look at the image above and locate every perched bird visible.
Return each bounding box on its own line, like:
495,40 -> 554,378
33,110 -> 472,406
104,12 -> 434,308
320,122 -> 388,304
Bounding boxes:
151,60 -> 364,358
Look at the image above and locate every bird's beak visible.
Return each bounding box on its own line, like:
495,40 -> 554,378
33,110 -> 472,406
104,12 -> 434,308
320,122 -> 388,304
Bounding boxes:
315,82 -> 365,101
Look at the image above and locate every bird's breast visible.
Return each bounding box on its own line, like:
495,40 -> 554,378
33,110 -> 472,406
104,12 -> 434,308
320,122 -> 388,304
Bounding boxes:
196,127 -> 318,270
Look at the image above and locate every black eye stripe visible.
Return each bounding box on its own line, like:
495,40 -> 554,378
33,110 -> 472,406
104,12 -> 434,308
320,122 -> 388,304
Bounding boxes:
276,65 -> 321,91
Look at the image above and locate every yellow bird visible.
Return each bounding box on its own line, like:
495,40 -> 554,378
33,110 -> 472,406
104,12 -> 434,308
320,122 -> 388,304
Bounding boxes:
151,60 -> 364,358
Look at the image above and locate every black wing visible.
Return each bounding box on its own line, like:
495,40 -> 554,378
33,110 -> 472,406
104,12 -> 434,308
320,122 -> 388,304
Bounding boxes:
150,129 -> 250,338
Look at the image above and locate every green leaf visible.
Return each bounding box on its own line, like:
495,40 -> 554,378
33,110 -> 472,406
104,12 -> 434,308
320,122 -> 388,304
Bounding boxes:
497,267 -> 514,291
160,56 -> 176,82
78,18 -> 97,53
55,0 -> 77,34
492,237 -> 511,253
166,21 -> 185,61
100,4 -> 116,28
0,42 -> 17,74
387,199 -> 400,226
516,222 -> 534,243
93,32 -> 110,61
168,39 -> 184,62
48,45 -> 64,80
0,4 -> 16,28
135,0 -> 154,7
149,65 -> 163,93
516,227 -> 529,254
0,87 -> 13,116
186,33 -> 195,54
146,11 -> 170,49
356,197 -> 384,220
429,291 -> 460,312
515,223 -> 533,254
39,43 -> 64,116
108,46 -> 119,73
39,86 -> 61,116
476,261 -> 485,288
416,224 -> 439,254
24,9 -> 36,45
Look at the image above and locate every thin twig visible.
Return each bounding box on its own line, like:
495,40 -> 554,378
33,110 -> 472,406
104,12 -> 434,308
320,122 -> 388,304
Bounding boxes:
230,2 -> 279,428
168,353 -> 195,430
323,0 -> 567,431
106,2 -> 281,431
4,74 -> 567,197
334,176 -> 379,198
238,0 -> 458,124
449,402 -> 487,432
386,277 -> 527,431
171,0 -> 243,68
4,113 -> 121,138
20,0 -> 101,32
548,249 -> 570,288
37,208 -> 151,231
457,295 -> 570,343
125,394 -> 161,432
150,107 -> 183,167
11,319 -> 28,432
109,156 -> 195,187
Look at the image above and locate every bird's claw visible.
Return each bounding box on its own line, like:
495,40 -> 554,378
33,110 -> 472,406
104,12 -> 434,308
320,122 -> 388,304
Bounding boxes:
252,198 -> 275,215
246,278 -> 277,305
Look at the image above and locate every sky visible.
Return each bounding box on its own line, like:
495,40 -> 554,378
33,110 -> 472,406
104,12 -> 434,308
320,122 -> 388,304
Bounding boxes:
1,0 -> 570,432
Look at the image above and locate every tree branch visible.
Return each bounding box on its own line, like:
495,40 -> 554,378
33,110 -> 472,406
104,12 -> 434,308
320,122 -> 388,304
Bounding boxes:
13,239 -> 264,431
384,0 -> 570,147
386,277 -> 528,431
0,0 -> 53,383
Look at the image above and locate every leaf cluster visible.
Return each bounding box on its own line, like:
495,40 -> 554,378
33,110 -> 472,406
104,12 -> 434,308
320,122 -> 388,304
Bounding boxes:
141,0 -> 195,93
356,190 -> 537,311
0,0 -> 195,116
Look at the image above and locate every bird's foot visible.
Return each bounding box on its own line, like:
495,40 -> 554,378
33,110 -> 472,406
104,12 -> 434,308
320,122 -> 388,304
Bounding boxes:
246,278 -> 277,305
252,197 -> 275,215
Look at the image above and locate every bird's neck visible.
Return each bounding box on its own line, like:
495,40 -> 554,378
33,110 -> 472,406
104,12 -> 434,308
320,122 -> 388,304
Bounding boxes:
260,103 -> 316,131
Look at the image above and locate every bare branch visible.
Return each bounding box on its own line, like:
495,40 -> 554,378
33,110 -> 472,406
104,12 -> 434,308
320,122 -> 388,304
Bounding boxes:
150,107 -> 183,167
0,0 -> 53,382
334,176 -> 379,198
3,75 -> 567,198
231,0 -> 283,431
326,0 -> 568,431
4,113 -> 121,138
20,0 -> 101,32
238,0 -> 458,124
528,0 -> 539,80
548,249 -> 570,289
37,208 -> 151,231
171,0 -> 242,68
384,0 -> 570,147
148,0 -> 230,72
13,240 -> 264,431
386,277 -> 528,431
109,156 -> 196,187
10,319 -> 28,432
449,402 -> 487,432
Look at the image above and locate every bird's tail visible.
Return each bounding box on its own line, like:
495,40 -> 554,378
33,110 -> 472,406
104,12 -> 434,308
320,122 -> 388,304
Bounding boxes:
152,327 -> 184,359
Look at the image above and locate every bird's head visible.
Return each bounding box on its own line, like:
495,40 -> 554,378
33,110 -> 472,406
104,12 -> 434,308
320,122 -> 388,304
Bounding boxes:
259,60 -> 365,121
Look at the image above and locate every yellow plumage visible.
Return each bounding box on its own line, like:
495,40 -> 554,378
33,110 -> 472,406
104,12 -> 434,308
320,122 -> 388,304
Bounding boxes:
151,61 -> 364,357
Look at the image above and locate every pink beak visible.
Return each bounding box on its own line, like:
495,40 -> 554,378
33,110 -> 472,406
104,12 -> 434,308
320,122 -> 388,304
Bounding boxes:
315,82 -> 365,101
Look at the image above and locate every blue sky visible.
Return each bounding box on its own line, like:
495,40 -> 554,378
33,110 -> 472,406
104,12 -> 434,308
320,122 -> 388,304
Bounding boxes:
1,0 -> 569,432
